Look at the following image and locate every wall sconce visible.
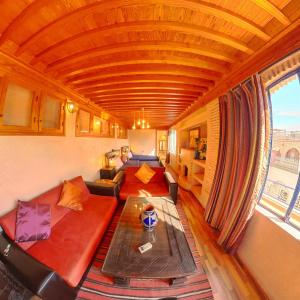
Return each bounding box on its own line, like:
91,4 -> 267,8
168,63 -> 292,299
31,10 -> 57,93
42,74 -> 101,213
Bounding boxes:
66,101 -> 76,113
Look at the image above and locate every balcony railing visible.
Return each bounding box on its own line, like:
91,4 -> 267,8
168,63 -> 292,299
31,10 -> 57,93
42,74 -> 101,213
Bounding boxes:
263,179 -> 300,211
270,158 -> 299,174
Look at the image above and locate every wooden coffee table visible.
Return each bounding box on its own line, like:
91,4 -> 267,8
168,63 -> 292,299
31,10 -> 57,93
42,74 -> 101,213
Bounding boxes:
102,196 -> 197,286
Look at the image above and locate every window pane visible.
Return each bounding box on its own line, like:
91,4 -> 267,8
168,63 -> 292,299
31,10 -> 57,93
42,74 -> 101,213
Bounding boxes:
101,119 -> 109,135
169,129 -> 176,154
42,96 -> 61,129
3,83 -> 33,126
79,110 -> 90,133
290,194 -> 300,228
261,75 -> 300,221
93,116 -> 101,134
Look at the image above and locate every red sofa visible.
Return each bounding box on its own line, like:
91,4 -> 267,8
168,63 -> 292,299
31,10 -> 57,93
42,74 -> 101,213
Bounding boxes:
0,176 -> 117,299
119,167 -> 178,203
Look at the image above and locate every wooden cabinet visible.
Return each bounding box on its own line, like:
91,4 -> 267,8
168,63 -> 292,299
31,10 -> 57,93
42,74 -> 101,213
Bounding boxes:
93,115 -> 101,136
76,109 -> 92,136
76,109 -> 117,138
100,118 -> 110,137
0,77 -> 65,136
0,78 -> 39,134
118,125 -> 128,139
39,92 -> 65,135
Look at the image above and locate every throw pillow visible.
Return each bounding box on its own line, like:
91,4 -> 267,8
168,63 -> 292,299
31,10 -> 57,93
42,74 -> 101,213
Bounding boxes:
127,151 -> 133,159
15,201 -> 51,243
57,180 -> 83,211
135,163 -> 156,184
115,157 -> 124,169
121,154 -> 128,164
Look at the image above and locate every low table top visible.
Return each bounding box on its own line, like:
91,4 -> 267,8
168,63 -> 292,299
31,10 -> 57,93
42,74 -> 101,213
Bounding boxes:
102,196 -> 197,279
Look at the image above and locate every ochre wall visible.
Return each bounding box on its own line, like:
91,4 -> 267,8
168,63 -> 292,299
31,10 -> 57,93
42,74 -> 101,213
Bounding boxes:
0,111 -> 128,215
128,129 -> 156,155
238,207 -> 300,300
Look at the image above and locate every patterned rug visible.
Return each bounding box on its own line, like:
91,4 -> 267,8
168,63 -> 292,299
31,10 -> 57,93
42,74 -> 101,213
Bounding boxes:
77,198 -> 213,300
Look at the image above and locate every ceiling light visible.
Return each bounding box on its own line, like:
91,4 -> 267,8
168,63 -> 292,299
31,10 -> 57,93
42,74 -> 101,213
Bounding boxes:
132,108 -> 150,130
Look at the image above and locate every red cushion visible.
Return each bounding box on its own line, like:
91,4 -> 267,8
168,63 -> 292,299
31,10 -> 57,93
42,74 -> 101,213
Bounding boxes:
120,182 -> 169,201
0,176 -> 90,251
124,167 -> 165,184
27,194 -> 117,287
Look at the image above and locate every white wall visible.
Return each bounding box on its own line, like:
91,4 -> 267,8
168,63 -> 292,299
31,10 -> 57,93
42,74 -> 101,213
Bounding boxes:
128,129 -> 156,155
0,111 -> 128,215
238,207 -> 300,300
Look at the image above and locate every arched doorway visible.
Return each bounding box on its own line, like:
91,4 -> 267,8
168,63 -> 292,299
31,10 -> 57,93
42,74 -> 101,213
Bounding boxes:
285,148 -> 300,162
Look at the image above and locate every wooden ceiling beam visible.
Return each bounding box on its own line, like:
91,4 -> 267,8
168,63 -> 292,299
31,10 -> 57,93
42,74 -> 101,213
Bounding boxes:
56,57 -> 227,79
250,0 -> 290,25
45,41 -> 235,70
99,104 -> 190,108
173,19 -> 300,125
93,96 -> 196,102
85,89 -> 201,98
11,0 -> 268,55
91,99 -> 195,106
92,95 -> 197,102
71,75 -> 215,89
28,21 -> 254,62
0,0 -> 46,46
93,99 -> 194,103
65,65 -> 221,84
76,83 -> 208,94
117,111 -> 181,114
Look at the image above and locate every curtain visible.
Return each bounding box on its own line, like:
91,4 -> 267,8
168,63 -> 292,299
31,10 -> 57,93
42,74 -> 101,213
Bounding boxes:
204,74 -> 271,253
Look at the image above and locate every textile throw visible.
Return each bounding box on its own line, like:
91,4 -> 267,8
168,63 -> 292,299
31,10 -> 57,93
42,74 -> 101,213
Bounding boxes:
205,74 -> 271,253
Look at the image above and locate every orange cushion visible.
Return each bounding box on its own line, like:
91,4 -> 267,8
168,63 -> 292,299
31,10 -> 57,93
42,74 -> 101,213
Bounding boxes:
57,181 -> 83,211
134,163 -> 156,184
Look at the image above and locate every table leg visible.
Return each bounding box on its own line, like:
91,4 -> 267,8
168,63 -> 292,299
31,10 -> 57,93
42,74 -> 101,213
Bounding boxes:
170,277 -> 186,285
114,277 -> 130,287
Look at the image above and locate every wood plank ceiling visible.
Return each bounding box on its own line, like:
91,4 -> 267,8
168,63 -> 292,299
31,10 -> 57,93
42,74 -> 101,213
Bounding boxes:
0,0 -> 299,128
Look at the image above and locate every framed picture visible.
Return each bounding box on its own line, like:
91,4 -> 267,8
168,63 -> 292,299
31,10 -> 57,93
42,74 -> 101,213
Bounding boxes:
189,128 -> 199,148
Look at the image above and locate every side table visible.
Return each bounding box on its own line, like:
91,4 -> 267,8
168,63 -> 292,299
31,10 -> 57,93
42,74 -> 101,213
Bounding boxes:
100,167 -> 116,179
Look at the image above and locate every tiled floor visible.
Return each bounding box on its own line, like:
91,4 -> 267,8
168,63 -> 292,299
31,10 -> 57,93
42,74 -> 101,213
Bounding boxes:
178,188 -> 267,300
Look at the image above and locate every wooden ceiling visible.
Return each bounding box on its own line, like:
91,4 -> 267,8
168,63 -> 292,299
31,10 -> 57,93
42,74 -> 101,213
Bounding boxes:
0,0 -> 299,129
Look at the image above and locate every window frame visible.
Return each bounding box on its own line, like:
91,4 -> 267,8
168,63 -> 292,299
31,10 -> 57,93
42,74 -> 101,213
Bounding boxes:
259,68 -> 300,229
38,91 -> 65,136
169,129 -> 177,155
0,76 -> 40,134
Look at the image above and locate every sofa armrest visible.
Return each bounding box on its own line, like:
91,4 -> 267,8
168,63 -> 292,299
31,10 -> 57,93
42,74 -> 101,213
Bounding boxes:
164,172 -> 178,204
85,181 -> 117,197
112,170 -> 125,185
0,227 -> 76,300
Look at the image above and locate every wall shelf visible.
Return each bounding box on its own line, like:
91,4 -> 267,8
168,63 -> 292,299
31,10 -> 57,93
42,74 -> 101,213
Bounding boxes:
193,159 -> 206,168
192,173 -> 204,184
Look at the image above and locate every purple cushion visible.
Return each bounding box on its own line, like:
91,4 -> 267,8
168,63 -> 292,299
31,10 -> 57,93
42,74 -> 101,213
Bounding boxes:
15,201 -> 51,243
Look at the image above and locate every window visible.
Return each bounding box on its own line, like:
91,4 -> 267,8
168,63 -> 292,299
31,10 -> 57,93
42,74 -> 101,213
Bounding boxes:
0,80 -> 39,133
0,78 -> 65,136
169,129 -> 177,154
3,83 -> 34,127
39,93 -> 65,134
260,70 -> 300,229
78,110 -> 91,133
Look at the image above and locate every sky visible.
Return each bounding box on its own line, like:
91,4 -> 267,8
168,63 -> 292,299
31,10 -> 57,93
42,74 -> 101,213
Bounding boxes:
271,76 -> 300,131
